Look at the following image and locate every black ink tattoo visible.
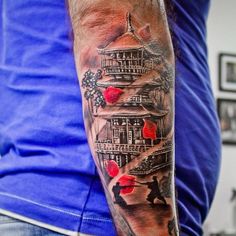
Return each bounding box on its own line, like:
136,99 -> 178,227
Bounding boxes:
68,1 -> 179,233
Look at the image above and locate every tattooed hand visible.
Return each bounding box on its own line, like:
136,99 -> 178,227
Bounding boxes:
68,1 -> 179,235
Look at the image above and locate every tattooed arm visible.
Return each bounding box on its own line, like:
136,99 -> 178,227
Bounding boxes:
68,1 -> 179,235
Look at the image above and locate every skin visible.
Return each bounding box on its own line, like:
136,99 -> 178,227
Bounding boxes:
68,1 -> 179,235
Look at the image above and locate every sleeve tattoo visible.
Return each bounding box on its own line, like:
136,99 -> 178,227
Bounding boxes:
68,1 -> 179,235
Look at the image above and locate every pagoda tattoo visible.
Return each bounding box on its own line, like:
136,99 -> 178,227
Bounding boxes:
82,12 -> 178,236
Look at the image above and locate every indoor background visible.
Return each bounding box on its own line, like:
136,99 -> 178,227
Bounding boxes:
203,0 -> 236,235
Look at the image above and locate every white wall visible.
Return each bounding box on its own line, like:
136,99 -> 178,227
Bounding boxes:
204,0 -> 236,234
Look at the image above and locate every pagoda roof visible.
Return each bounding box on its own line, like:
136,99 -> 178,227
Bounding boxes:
99,31 -> 144,52
98,12 -> 146,53
97,76 -> 135,88
95,106 -> 168,119
97,70 -> 161,89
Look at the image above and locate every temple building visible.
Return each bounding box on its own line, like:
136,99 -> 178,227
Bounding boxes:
94,13 -> 172,176
97,13 -> 158,80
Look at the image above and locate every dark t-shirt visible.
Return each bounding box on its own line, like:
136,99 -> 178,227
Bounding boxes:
0,1 -> 221,235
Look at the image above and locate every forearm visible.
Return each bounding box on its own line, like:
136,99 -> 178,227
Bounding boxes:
68,1 -> 178,235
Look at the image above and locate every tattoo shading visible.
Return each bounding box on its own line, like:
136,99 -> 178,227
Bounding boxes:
79,12 -> 179,235
168,218 -> 178,235
72,5 -> 179,236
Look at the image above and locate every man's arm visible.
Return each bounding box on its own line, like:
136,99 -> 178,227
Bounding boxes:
68,1 -> 179,235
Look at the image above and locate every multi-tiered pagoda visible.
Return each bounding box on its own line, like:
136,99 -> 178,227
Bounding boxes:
94,13 -> 172,176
